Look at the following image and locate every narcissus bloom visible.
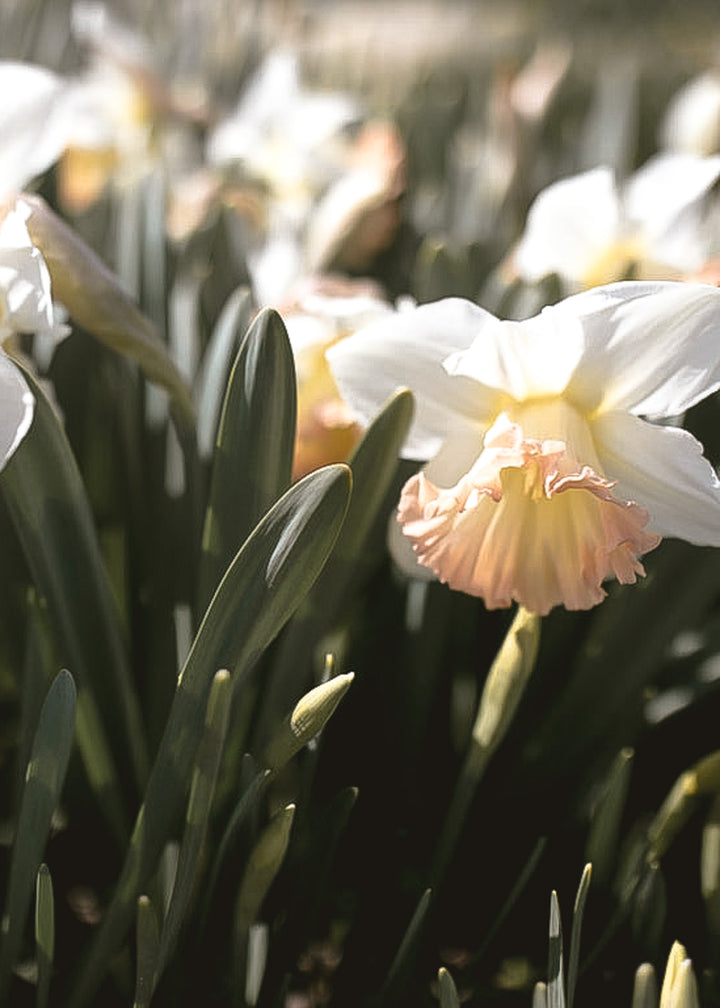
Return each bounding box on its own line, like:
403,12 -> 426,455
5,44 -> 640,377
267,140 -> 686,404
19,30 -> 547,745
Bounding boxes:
327,283 -> 720,615
0,199 -> 68,470
513,155 -> 720,292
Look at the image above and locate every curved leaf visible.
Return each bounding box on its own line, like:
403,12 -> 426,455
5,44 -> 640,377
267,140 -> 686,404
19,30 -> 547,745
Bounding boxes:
0,671 -> 76,1001
69,463 -> 351,1007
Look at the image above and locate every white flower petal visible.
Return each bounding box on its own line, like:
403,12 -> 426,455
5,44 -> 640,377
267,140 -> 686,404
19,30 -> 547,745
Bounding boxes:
624,152 -> 720,240
444,306 -> 584,402
0,201 -> 64,341
513,167 -> 621,286
326,298 -> 495,459
624,152 -> 720,271
559,281 -> 720,416
661,73 -> 720,155
0,62 -> 72,196
593,410 -> 720,545
0,354 -> 34,470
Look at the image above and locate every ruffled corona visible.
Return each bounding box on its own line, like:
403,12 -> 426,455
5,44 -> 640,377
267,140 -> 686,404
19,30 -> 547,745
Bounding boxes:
398,405 -> 661,615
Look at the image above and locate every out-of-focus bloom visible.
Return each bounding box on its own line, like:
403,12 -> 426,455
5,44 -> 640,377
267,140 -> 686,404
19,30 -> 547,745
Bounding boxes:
281,277 -> 394,479
661,72 -> 720,156
328,283 -> 720,615
513,155 -> 720,292
0,62 -> 74,198
56,2 -> 209,213
0,199 -> 68,470
207,47 -> 359,212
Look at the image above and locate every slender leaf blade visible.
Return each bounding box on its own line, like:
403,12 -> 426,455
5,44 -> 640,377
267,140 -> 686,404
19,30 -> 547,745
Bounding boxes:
0,671 -> 76,1000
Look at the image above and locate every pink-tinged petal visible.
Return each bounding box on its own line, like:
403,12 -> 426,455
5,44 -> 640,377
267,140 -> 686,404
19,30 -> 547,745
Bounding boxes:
592,410 -> 720,546
397,416 -> 660,615
556,281 -> 720,416
513,167 -> 622,286
0,354 -> 34,470
327,298 -> 498,460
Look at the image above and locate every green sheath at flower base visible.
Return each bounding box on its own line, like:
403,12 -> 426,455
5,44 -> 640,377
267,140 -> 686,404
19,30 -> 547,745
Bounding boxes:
472,605 -> 541,754
234,804 -> 296,941
262,671 -> 355,771
647,750 -> 720,863
20,193 -> 195,427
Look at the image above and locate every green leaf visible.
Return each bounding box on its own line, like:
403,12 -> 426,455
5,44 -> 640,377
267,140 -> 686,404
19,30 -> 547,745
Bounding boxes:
23,194 -> 195,428
154,669 -> 233,986
197,306 -> 297,614
35,864 -> 54,1008
133,895 -> 160,1008
69,463 -> 351,1008
566,864 -> 592,1008
585,748 -> 634,892
380,888 -> 433,1005
195,285 -> 254,460
254,387 -> 413,746
1,366 -> 148,824
431,606 -> 541,886
0,671 -> 76,1001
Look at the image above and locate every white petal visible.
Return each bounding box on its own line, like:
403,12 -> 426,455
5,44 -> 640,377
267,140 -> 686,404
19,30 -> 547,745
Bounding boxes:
0,354 -> 34,470
0,201 -> 61,339
558,280 -> 720,416
624,152 -> 720,239
326,298 -> 495,459
661,73 -> 720,155
513,167 -> 622,286
0,62 -> 71,196
624,152 -> 720,271
444,307 -> 584,402
592,410 -> 720,545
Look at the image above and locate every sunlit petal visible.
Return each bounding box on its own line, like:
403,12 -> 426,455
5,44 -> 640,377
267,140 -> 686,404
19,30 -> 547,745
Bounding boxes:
327,298 -> 498,459
593,410 -> 720,546
0,355 -> 34,470
558,281 -> 720,416
513,167 -> 621,286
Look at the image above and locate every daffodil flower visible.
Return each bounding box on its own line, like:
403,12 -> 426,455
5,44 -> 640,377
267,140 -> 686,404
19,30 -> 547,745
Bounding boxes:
282,278 -> 394,478
0,199 -> 68,471
513,154 -> 720,291
327,283 -> 720,615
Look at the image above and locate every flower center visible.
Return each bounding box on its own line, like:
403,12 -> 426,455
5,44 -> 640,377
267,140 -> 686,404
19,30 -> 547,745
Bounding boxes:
581,236 -> 645,289
397,396 -> 661,615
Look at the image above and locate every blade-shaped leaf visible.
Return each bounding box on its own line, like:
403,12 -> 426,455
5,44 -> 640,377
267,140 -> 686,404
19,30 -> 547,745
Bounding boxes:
35,864 -> 54,1008
69,463 -> 351,1008
254,387 -> 413,746
154,669 -> 233,985
195,285 -> 254,460
1,366 -> 148,819
0,671 -> 76,1001
197,306 -> 296,613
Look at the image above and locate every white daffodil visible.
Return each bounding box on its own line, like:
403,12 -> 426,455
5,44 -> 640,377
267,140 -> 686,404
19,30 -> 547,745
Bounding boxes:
327,282 -> 720,616
0,199 -> 68,470
513,154 -> 720,292
282,278 -> 394,478
0,61 -> 73,197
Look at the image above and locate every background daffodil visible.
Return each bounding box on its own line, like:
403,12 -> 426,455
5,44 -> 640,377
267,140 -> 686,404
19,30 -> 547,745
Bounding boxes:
328,281 -> 720,614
